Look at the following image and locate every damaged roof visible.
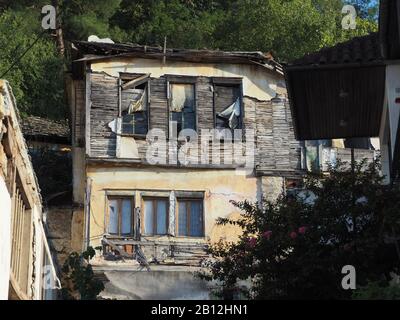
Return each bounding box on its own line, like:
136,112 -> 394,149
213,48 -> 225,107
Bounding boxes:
72,40 -> 283,74
286,33 -> 383,69
21,116 -> 70,143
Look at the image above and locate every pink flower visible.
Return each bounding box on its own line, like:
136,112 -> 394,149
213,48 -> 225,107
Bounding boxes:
247,237 -> 257,248
289,231 -> 298,239
298,226 -> 307,234
262,230 -> 273,240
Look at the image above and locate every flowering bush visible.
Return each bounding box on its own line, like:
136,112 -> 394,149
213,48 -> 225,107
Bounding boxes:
201,160 -> 400,299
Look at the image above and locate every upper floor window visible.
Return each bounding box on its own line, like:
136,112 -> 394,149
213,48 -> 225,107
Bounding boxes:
177,199 -> 204,237
108,197 -> 134,236
120,74 -> 150,135
143,197 -> 169,236
213,80 -> 243,132
169,82 -> 196,132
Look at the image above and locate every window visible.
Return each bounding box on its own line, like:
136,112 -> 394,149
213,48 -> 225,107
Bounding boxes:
108,198 -> 134,236
214,83 -> 242,131
169,83 -> 196,132
177,199 -> 204,237
120,74 -> 149,135
143,198 -> 169,236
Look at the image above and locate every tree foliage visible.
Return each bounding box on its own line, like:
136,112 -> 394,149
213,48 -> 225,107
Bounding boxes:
0,0 -> 378,119
61,247 -> 104,300
352,280 -> 400,300
0,8 -> 66,119
200,160 -> 400,299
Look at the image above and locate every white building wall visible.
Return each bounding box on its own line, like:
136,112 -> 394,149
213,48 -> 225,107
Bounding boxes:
386,64 -> 400,159
33,205 -> 43,300
32,207 -> 60,300
0,176 -> 11,300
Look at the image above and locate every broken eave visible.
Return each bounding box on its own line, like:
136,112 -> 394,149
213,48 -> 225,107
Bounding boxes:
71,40 -> 283,75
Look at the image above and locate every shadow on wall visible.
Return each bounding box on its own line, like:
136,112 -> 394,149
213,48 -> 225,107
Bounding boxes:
100,270 -> 212,300
28,147 -> 72,205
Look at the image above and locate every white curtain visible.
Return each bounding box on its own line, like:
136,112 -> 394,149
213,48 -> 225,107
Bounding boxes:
217,98 -> 241,129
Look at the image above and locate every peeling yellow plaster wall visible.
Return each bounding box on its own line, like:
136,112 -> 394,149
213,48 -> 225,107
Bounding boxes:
91,58 -> 283,101
86,166 -> 258,247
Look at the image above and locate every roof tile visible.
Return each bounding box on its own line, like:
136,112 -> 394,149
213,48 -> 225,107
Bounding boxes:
287,33 -> 383,68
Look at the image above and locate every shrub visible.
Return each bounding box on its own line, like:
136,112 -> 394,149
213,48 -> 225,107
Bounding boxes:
200,160 -> 400,299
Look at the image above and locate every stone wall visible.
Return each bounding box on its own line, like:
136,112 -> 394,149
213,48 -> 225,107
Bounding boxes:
46,206 -> 84,266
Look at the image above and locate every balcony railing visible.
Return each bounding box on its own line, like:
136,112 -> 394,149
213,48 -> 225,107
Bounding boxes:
101,236 -> 208,268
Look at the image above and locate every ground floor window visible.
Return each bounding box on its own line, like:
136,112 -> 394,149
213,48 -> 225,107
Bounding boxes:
106,192 -> 205,238
108,197 -> 134,236
143,197 -> 169,236
177,199 -> 204,237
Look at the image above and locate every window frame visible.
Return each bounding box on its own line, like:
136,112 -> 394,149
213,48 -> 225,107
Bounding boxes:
176,198 -> 205,238
167,76 -> 198,137
107,196 -> 135,237
212,77 -> 244,133
141,197 -> 170,236
118,73 -> 151,138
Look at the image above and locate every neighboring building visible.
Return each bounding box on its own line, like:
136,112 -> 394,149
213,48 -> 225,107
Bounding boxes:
380,0 -> 400,182
284,0 -> 399,183
21,116 -> 70,152
67,41 -> 305,299
0,80 -> 59,300
302,139 -> 378,173
21,116 -> 77,266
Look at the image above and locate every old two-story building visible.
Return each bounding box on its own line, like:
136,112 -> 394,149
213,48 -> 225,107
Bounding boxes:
66,41 -> 307,299
66,40 -> 377,299
0,80 -> 60,300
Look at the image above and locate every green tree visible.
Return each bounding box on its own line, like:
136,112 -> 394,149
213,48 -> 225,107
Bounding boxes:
200,160 -> 400,299
353,280 -> 400,300
110,0 -> 225,48
59,0 -> 124,42
345,0 -> 378,20
212,0 -> 377,62
0,0 -> 379,119
61,247 -> 105,300
0,8 -> 66,119
110,0 -> 378,62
